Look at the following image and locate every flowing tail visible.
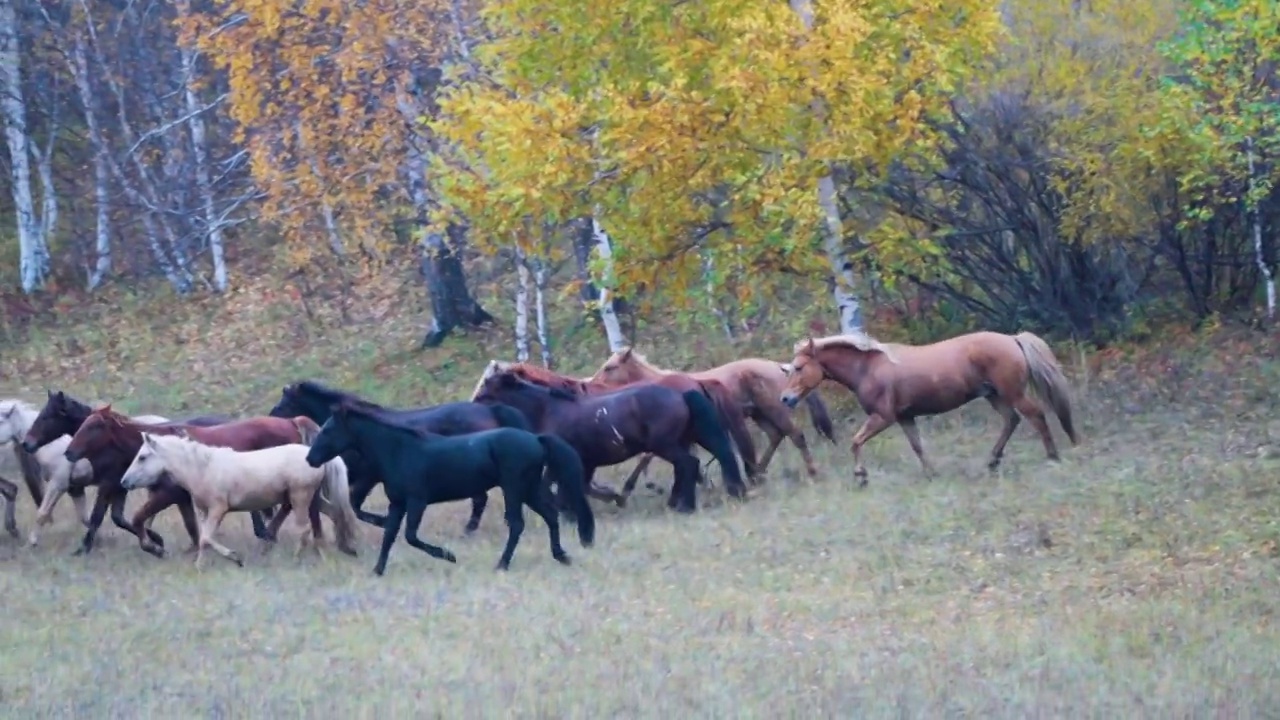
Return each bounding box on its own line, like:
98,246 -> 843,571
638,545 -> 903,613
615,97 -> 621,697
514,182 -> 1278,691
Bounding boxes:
1013,331 -> 1080,446
537,434 -> 594,547
681,390 -> 747,498
698,381 -> 758,479
319,456 -> 361,556
292,416 -> 323,446
802,393 -> 837,443
490,402 -> 533,432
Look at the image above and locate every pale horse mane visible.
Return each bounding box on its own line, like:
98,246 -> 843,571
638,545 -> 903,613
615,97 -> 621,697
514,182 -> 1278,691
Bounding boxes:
138,432 -> 233,478
469,359 -> 516,401
798,332 -> 900,365
614,347 -> 663,371
0,399 -> 41,442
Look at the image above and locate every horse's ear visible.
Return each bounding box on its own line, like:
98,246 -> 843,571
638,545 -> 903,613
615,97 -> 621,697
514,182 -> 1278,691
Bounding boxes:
621,347 -> 633,360
804,337 -> 816,354
100,403 -> 112,414
142,433 -> 156,449
46,388 -> 53,399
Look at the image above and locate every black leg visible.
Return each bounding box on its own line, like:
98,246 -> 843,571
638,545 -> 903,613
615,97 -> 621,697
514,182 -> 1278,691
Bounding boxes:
495,483 -> 526,571
74,488 -> 114,556
372,502 -> 406,576
464,492 -> 488,535
526,478 -> 569,566
403,499 -> 458,563
351,477 -> 388,528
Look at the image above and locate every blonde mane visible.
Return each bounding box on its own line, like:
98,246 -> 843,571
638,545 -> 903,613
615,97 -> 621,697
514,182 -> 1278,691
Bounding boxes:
470,360 -> 514,401
797,333 -> 900,364
142,432 -> 229,471
616,348 -> 664,372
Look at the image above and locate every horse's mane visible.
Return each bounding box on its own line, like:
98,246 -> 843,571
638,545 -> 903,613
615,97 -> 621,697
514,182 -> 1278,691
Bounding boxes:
336,401 -> 444,440
472,360 -> 593,400
294,380 -> 394,416
141,431 -> 228,467
0,399 -> 39,417
799,332 -> 899,362
89,406 -> 144,427
612,347 -> 664,372
490,371 -> 580,402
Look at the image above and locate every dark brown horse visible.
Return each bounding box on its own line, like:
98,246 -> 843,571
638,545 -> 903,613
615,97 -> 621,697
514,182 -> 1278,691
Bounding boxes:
471,361 -> 758,500
20,390 -> 233,545
62,406 -> 324,557
473,371 -> 748,513
779,331 -> 1079,485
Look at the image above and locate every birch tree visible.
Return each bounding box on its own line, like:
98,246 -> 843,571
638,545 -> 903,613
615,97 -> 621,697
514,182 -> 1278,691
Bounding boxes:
0,0 -> 51,292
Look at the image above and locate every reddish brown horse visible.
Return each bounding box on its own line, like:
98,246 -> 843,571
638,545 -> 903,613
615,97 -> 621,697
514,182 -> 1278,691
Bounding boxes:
472,360 -> 758,500
592,348 -> 836,480
63,406 -> 325,557
779,330 -> 1078,485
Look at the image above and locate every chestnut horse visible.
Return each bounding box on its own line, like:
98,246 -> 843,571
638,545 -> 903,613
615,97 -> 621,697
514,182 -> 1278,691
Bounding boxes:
592,348 -> 836,481
779,331 -> 1078,485
63,406 -> 325,558
471,360 -> 757,501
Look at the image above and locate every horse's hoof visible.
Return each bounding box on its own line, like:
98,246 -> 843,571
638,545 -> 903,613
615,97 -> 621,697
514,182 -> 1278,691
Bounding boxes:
441,551 -> 458,564
494,562 -> 510,572
615,496 -> 628,508
553,552 -> 571,566
463,523 -> 480,534
5,525 -> 19,539
71,547 -> 89,557
372,566 -> 386,576
231,555 -> 244,567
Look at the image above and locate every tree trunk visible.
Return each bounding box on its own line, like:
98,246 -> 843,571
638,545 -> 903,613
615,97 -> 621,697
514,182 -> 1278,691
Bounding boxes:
788,0 -> 865,334
0,0 -> 50,292
69,33 -> 112,289
572,217 -> 601,304
1246,136 -> 1276,321
514,246 -> 531,362
420,223 -> 495,349
532,254 -> 553,368
590,216 -> 629,351
179,34 -> 228,292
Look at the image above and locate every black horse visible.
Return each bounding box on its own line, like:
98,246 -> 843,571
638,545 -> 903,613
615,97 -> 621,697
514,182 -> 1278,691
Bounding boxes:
305,400 -> 594,576
473,371 -> 748,513
20,389 -> 237,549
268,380 -> 532,534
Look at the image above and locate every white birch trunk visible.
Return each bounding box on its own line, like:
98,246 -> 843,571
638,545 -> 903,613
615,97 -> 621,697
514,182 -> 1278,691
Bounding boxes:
1246,136 -> 1276,320
179,39 -> 228,291
532,255 -> 553,367
788,0 -> 864,333
590,216 -> 628,351
0,0 -> 49,292
514,246 -> 531,363
69,35 -> 111,288
702,251 -> 734,341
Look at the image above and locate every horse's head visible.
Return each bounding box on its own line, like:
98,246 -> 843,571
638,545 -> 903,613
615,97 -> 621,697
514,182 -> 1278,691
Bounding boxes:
306,402 -> 355,468
21,390 -> 78,453
0,401 -> 28,444
63,405 -> 120,464
780,338 -> 824,409
120,432 -> 168,491
593,347 -> 637,384
269,383 -> 306,420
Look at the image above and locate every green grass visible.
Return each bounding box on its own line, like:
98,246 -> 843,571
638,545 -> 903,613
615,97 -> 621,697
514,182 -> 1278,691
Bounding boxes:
2,279 -> 1280,716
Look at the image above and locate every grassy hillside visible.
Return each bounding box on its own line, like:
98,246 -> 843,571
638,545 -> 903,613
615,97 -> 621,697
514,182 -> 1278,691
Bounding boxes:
2,268 -> 1280,715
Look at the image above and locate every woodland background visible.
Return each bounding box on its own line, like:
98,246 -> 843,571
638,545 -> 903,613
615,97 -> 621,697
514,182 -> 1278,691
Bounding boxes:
0,0 -> 1277,354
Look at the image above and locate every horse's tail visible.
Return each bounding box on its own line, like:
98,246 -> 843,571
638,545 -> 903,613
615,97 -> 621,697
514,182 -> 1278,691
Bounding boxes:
699,381 -> 758,479
801,393 -> 837,443
490,402 -> 533,432
536,434 -> 594,548
680,390 -> 747,498
319,456 -> 360,556
1013,331 -> 1080,446
292,416 -> 323,446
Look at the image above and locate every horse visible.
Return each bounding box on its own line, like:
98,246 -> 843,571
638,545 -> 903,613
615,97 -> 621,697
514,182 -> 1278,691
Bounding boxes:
592,347 -> 837,480
471,360 -> 759,501
268,380 -> 534,534
120,432 -> 359,569
779,331 -> 1079,484
62,405 -> 327,558
305,400 -> 595,577
473,371 -> 748,513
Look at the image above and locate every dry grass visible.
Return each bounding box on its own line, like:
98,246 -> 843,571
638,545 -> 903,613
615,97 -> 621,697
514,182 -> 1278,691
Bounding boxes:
3,277 -> 1280,716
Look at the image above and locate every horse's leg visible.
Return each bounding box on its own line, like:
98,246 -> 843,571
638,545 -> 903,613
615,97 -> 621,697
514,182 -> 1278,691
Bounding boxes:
0,478 -> 18,538
249,510 -> 272,541
849,413 -> 895,488
653,446 -> 699,514
29,469 -> 70,546
463,492 -> 488,535
196,504 -> 242,568
108,491 -> 163,557
128,488 -> 179,558
67,486 -> 91,527
350,477 -> 388,529
1010,394 -> 1061,462
372,501 -> 406,577
526,472 -> 570,565
402,498 -> 458,564
755,394 -> 818,478
619,454 -> 656,498
897,418 -> 938,479
72,488 -> 115,557
495,482 -> 527,571
288,488 -> 317,561
985,398 -> 1022,473
262,500 -> 293,547
308,491 -> 325,542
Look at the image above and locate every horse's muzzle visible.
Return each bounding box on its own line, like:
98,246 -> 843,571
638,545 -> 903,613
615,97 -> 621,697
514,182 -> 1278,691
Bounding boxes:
63,449 -> 82,464
19,438 -> 37,454
780,394 -> 800,409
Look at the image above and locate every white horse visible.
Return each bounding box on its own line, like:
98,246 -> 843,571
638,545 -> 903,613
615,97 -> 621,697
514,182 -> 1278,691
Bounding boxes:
0,399 -> 169,545
120,432 -> 360,569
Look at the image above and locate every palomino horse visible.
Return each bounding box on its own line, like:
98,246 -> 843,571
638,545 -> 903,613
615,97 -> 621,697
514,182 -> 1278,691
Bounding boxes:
471,360 -> 758,500
63,406 -> 326,558
592,348 -> 836,481
473,371 -> 748,513
779,331 -> 1078,485
0,396 -> 171,545
120,432 -> 359,568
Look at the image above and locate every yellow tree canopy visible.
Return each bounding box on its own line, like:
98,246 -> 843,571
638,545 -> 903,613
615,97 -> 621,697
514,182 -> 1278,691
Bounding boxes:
430,0 -> 1001,307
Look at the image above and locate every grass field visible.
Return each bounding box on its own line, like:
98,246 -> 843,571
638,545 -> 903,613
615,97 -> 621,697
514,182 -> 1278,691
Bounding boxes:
3,279 -> 1280,716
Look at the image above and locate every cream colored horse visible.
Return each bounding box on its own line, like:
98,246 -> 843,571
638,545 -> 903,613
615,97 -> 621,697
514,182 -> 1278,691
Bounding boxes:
0,399 -> 168,545
120,433 -> 360,568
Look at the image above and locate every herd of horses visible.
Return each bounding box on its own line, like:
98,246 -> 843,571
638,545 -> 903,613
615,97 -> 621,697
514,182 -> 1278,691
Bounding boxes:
0,329 -> 1079,577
